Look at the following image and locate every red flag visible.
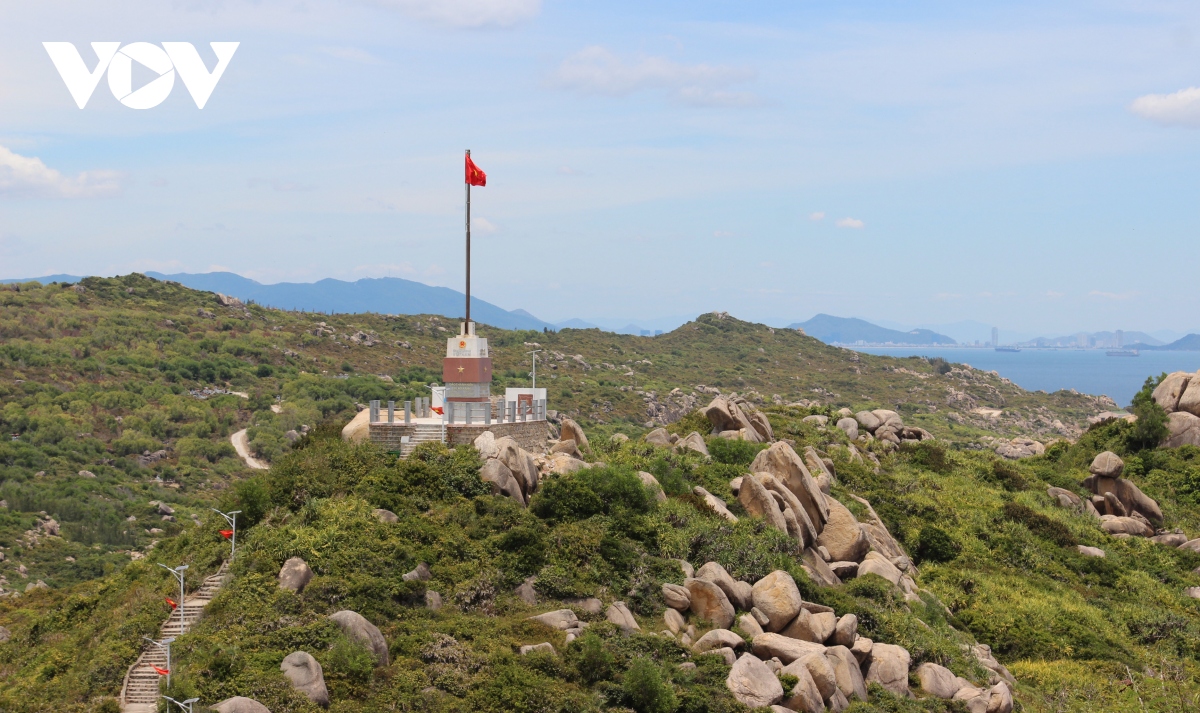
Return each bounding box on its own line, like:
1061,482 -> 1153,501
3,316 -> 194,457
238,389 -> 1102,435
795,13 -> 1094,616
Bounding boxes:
431,405 -> 444,415
219,529 -> 233,539
154,666 -> 170,676
465,153 -> 486,186
165,597 -> 177,609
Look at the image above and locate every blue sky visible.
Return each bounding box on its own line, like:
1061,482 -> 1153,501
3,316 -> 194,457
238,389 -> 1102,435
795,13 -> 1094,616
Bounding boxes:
2,0 -> 1199,333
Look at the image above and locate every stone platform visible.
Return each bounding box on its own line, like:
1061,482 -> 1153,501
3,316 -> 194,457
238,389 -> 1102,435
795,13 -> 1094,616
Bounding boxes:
368,419 -> 551,454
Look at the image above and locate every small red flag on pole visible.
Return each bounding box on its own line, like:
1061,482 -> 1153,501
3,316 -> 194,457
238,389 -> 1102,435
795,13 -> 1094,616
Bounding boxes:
154,666 -> 170,676
219,529 -> 233,539
465,153 -> 486,186
165,597 -> 177,609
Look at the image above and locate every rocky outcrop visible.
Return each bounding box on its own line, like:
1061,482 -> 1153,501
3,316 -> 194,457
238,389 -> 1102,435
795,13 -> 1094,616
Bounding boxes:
279,557 -> 314,593
738,476 -> 788,533
559,418 -> 589,450
696,561 -> 751,611
281,652 -> 329,707
341,409 -> 371,443
605,601 -> 640,632
636,471 -> 668,503
676,431 -> 710,457
726,653 -> 784,708
1151,372 -> 1200,447
685,578 -> 735,629
645,428 -> 675,446
694,628 -> 744,653
329,611 -> 389,666
816,499 -> 870,563
663,583 -> 691,610
1166,411 -> 1200,448
865,642 -> 911,696
750,570 -> 802,632
1081,451 -> 1163,526
704,395 -> 773,442
693,487 -> 738,522
749,442 -> 829,532
213,698 -> 271,713
995,437 -> 1045,460
475,432 -> 541,506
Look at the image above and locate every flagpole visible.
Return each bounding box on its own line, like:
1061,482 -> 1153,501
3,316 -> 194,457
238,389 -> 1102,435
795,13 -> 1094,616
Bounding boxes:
465,149 -> 471,326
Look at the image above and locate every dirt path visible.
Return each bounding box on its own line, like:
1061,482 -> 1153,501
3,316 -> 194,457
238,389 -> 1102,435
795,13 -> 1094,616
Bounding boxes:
231,429 -> 269,470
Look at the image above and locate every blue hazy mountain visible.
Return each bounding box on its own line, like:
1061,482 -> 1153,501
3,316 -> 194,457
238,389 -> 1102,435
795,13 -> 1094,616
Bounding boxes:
790,314 -> 957,345
2,272 -> 554,331
1129,334 -> 1200,351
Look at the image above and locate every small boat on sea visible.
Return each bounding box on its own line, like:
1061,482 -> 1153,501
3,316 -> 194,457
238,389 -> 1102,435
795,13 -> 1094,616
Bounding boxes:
1106,349 -> 1139,357
995,346 -> 1021,352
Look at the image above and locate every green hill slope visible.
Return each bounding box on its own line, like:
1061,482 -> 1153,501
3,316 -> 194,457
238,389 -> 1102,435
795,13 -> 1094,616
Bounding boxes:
3,274 -> 1194,713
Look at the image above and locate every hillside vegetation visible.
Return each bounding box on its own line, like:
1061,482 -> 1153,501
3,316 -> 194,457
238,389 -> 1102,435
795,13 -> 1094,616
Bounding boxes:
3,274 -> 1193,713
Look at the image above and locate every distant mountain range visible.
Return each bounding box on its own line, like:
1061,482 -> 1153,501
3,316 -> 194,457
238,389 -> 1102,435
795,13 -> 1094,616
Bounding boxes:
1129,334 -> 1200,351
3,272 -> 555,331
789,314 -> 957,345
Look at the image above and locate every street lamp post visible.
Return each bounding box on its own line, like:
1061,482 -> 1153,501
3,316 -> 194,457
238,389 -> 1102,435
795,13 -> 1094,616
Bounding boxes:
158,563 -> 188,633
163,696 -> 199,713
210,508 -> 241,560
144,636 -> 175,689
526,349 -> 541,389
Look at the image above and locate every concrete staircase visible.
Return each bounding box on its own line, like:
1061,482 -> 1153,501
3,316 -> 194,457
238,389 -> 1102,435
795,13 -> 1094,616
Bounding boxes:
119,562 -> 231,712
400,423 -> 446,458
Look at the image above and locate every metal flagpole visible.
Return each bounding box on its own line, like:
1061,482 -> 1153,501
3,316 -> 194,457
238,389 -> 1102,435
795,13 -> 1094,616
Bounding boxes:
465,149 -> 471,326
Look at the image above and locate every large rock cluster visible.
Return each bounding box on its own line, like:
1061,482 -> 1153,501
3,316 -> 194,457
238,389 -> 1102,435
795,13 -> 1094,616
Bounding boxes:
852,409 -> 932,448
651,565 -> 1013,713
474,431 -> 541,506
704,395 -> 774,442
1051,451 -> 1200,600
714,442 -> 919,598
643,428 -> 710,457
1153,371 -> 1200,447
1078,451 -> 1163,537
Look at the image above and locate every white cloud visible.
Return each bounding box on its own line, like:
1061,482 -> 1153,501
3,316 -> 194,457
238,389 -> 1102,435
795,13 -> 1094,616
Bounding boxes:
318,46 -> 385,65
552,46 -> 757,106
0,145 -> 120,198
473,217 -> 498,233
835,217 -> 864,228
809,212 -> 825,221
1130,87 -> 1200,127
1088,290 -> 1136,300
368,0 -> 540,28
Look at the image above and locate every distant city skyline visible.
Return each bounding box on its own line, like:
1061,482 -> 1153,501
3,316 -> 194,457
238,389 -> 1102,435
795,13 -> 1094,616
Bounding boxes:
3,2 -> 1200,335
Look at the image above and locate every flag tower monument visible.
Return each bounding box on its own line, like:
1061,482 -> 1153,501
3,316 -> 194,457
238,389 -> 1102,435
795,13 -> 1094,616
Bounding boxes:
442,150 -> 494,423
365,151 -> 548,456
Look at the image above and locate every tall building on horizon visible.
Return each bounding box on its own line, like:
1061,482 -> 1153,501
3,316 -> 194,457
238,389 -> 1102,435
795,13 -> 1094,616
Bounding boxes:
991,326 -> 998,347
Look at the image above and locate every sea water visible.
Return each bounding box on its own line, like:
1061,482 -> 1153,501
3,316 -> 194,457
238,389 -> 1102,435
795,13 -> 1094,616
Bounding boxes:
852,347 -> 1200,408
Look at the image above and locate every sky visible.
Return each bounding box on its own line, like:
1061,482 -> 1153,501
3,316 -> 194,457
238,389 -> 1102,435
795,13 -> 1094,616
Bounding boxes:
2,1 -> 1200,334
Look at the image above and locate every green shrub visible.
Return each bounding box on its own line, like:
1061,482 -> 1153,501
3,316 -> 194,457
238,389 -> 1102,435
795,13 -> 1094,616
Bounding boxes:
914,525 -> 959,564
778,672 -> 799,697
902,441 -> 951,474
1127,375 -> 1170,451
989,460 -> 1028,491
324,636 -> 377,688
623,657 -> 677,713
530,466 -> 655,524
706,437 -> 766,467
109,429 -> 159,456
1002,502 -> 1076,547
569,633 -> 616,685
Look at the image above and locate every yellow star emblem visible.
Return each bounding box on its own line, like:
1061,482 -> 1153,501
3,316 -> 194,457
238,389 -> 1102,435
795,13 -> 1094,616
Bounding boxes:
457,366 -> 465,373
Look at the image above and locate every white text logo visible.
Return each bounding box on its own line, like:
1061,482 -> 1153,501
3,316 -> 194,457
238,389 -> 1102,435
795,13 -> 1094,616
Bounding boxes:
43,42 -> 239,109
